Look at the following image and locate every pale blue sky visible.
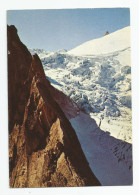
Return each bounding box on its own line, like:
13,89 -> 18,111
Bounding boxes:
7,8 -> 130,51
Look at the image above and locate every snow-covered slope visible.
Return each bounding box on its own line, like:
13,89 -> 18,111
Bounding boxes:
30,27 -> 131,141
68,26 -> 130,56
70,112 -> 132,185
30,26 -> 132,185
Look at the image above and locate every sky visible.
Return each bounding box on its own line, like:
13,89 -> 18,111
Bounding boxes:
7,8 -> 130,51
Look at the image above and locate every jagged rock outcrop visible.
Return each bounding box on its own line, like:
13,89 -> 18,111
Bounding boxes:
104,31 -> 109,36
8,25 -> 101,187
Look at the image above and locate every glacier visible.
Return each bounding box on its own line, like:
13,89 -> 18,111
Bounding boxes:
30,26 -> 132,144
29,26 -> 132,185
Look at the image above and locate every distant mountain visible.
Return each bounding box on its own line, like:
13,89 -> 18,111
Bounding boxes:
68,26 -> 130,56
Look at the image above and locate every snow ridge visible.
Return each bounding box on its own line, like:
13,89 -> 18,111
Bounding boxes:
68,26 -> 130,56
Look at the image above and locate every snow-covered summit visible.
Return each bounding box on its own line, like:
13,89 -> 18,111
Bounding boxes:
68,26 -> 130,56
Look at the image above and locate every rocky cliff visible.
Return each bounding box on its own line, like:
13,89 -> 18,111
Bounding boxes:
8,25 -> 101,187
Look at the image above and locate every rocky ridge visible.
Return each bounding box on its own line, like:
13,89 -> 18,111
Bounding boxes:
8,25 -> 101,187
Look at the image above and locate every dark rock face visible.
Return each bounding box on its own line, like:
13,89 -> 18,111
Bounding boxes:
104,31 -> 109,36
8,25 -> 101,187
